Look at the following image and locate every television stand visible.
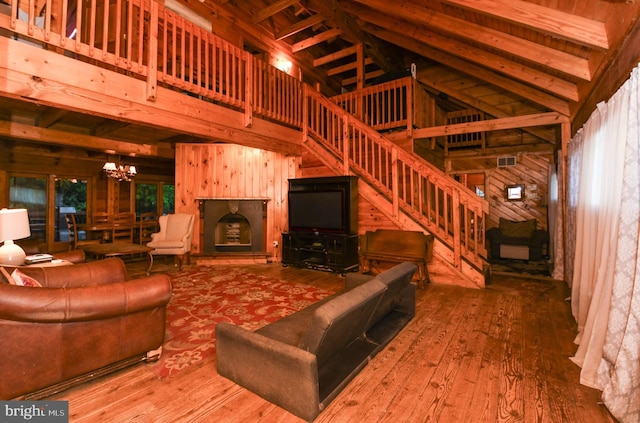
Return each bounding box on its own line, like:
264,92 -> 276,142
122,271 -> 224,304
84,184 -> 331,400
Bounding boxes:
281,232 -> 359,274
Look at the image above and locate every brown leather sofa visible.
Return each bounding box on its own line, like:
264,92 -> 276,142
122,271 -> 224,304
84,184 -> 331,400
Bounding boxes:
0,257 -> 172,400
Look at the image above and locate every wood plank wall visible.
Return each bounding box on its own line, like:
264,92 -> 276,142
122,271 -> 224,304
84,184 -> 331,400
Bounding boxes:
485,153 -> 551,230
175,144 -> 298,257
175,139 -> 549,264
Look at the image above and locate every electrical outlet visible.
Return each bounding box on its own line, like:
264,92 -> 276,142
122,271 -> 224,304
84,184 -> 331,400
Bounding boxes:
273,241 -> 279,248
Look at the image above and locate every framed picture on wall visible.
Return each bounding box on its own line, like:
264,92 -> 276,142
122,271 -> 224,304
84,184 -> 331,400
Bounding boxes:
505,184 -> 524,201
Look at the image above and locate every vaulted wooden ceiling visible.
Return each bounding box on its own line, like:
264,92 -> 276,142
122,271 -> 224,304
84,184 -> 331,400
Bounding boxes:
197,0 -> 639,125
0,0 -> 638,168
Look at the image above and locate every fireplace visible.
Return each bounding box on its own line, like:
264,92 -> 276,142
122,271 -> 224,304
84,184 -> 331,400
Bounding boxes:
202,199 -> 267,254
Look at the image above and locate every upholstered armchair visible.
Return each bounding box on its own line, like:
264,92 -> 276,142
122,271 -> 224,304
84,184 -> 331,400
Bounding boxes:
486,218 -> 549,261
146,213 -> 195,271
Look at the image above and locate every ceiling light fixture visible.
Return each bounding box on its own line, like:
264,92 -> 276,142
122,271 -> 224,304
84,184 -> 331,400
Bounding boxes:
103,159 -> 137,182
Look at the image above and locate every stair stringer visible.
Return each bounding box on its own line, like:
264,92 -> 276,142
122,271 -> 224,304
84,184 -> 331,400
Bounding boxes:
301,136 -> 486,289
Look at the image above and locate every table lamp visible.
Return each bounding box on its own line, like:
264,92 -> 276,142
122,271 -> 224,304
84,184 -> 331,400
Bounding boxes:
0,208 -> 31,266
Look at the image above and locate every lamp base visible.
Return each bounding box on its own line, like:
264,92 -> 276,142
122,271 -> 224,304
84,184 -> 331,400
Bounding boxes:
0,240 -> 26,266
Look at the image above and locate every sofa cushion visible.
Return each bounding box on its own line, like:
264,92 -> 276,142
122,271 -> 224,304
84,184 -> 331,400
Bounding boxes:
367,262 -> 416,324
256,299 -> 328,346
299,279 -> 386,367
499,218 -> 536,238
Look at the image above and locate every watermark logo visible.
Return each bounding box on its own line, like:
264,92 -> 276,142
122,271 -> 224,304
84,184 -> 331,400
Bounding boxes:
1,401 -> 68,422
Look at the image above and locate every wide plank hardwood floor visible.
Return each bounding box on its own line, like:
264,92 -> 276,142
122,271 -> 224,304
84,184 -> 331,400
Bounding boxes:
50,260 -> 615,422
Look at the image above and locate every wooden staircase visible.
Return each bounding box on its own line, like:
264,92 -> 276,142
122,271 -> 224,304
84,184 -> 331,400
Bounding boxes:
303,87 -> 490,288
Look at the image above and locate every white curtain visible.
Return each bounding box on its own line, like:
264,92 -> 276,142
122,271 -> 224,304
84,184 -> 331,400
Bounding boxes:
549,153 -> 564,281
566,63 -> 640,422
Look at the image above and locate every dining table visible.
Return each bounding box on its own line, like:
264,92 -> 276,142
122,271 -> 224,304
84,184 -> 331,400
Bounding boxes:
76,219 -> 155,244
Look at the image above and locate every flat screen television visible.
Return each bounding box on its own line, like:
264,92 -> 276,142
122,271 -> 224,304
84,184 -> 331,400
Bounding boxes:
288,190 -> 345,233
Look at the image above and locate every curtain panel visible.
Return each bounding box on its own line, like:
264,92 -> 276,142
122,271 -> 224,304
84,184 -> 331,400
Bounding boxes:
566,63 -> 640,423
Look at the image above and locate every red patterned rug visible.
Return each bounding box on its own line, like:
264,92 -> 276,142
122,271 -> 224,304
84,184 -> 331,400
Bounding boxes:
150,266 -> 333,378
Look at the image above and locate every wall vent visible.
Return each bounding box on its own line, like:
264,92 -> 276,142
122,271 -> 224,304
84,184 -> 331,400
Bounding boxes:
497,156 -> 517,167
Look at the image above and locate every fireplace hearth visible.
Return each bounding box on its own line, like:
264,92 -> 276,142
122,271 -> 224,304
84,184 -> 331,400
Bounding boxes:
202,199 -> 267,254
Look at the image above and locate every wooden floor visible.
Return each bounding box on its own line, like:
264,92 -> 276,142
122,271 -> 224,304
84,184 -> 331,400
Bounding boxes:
50,260 -> 615,423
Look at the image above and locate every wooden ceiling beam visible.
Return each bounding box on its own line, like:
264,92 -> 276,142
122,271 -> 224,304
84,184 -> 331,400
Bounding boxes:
313,0 -> 400,73
0,120 -> 174,158
275,13 -> 326,41
416,71 -> 556,144
438,0 -> 609,50
327,57 -> 373,76
413,112 -> 568,139
251,0 -> 299,24
351,0 -> 592,81
341,69 -> 385,86
313,45 -> 357,66
366,27 -> 570,115
292,28 -> 343,52
35,108 -> 68,128
352,7 -> 579,101
91,120 -> 132,137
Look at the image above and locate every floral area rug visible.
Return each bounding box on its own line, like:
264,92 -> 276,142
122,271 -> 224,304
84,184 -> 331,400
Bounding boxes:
150,266 -> 333,378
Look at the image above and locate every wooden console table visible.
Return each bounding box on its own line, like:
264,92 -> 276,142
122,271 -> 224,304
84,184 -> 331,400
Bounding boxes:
359,229 -> 434,289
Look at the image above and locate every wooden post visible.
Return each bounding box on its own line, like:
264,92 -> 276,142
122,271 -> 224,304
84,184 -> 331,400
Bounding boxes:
391,147 -> 399,217
146,0 -> 158,101
407,78 -> 414,138
342,114 -> 350,175
245,52 -> 253,127
561,120 -> 571,283
452,189 -> 461,270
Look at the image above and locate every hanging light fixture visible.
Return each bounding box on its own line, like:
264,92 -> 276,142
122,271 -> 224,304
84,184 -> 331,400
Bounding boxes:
103,159 -> 137,182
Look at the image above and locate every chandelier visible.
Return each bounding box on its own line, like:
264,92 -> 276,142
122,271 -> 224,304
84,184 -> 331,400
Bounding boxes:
102,160 -> 137,182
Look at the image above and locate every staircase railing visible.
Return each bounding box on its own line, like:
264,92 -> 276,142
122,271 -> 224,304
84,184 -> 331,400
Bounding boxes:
305,88 -> 488,269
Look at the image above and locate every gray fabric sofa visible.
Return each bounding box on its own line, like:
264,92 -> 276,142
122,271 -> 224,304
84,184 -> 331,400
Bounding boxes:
216,262 -> 417,421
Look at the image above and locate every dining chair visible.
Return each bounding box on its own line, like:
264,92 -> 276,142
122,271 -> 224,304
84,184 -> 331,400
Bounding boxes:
112,212 -> 135,243
93,212 -> 110,224
138,212 -> 158,245
92,212 -> 111,242
65,214 -> 101,250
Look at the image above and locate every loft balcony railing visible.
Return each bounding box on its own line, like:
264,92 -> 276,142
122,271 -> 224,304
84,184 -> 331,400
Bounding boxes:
329,76 -> 432,136
0,0 -> 302,126
0,0 -> 488,270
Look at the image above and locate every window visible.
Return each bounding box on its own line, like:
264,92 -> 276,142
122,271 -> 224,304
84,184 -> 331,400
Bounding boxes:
9,176 -> 47,242
136,183 -> 158,217
55,178 -> 89,242
9,174 -> 91,247
135,182 -> 174,216
163,184 -> 175,214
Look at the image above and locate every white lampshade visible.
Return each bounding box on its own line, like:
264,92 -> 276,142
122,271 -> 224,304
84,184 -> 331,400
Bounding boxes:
0,208 -> 31,266
103,162 -> 117,171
